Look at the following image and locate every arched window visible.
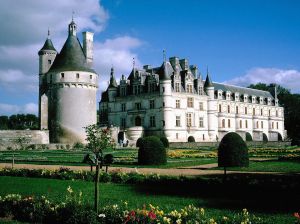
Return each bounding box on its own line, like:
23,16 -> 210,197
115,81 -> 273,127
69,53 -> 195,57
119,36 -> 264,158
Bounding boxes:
222,119 -> 225,128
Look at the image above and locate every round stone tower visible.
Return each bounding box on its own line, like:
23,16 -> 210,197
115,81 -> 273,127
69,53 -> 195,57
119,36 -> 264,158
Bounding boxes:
39,20 -> 98,143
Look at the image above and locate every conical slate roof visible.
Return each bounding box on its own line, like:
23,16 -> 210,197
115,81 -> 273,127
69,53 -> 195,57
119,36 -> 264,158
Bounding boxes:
38,38 -> 57,55
109,68 -> 118,88
204,73 -> 213,88
49,35 -> 95,73
157,61 -> 173,80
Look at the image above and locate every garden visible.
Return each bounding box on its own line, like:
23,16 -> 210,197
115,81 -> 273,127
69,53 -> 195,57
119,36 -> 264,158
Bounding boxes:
0,130 -> 299,223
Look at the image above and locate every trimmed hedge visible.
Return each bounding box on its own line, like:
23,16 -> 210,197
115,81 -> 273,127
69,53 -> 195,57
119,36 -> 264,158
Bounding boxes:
160,136 -> 169,148
138,136 -> 167,165
218,132 -> 249,168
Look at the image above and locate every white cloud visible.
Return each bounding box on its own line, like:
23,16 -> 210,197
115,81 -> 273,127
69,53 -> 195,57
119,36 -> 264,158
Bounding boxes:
225,67 -> 300,93
0,103 -> 38,115
0,0 -> 144,109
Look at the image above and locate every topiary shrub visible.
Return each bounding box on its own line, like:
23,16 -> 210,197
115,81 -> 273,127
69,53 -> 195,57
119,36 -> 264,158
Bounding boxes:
136,137 -> 144,148
218,132 -> 249,176
160,136 -> 169,148
188,136 -> 195,142
245,132 -> 253,141
103,154 -> 114,165
138,136 -> 167,165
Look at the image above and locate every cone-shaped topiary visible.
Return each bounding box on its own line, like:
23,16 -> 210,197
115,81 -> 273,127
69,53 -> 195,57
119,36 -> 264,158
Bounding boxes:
136,137 -> 144,148
160,136 -> 169,148
138,136 -> 167,165
218,132 -> 249,168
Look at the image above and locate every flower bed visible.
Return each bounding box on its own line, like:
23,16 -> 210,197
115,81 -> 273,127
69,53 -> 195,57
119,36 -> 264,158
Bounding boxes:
0,188 -> 265,224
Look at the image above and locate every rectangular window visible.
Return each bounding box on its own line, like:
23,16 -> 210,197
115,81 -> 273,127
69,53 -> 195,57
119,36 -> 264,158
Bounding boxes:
187,97 -> 194,108
228,119 -> 231,128
236,106 -> 239,114
175,83 -> 180,92
199,86 -> 203,95
245,120 -> 248,128
135,103 -> 141,110
199,102 -> 204,111
199,117 -> 204,128
48,60 -> 51,65
61,73 -> 64,78
90,75 -> 92,79
121,103 -> 126,112
150,116 -> 156,127
162,87 -> 165,93
253,108 -> 255,115
121,87 -> 126,96
176,133 -> 179,139
187,84 -> 193,93
121,118 -> 126,128
176,116 -> 181,127
261,121 -> 264,128
276,122 -> 279,129
176,100 -> 180,108
149,100 -> 155,109
186,113 -> 192,127
245,107 -> 248,115
76,73 -> 80,79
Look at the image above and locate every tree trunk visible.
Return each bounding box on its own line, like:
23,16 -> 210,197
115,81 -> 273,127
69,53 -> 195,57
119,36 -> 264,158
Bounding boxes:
12,153 -> 15,169
94,162 -> 100,213
105,165 -> 108,173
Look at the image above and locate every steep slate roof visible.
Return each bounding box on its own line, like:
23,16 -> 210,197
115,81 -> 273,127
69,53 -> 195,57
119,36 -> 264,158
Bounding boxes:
213,82 -> 274,98
38,38 -> 57,54
49,35 -> 95,73
204,74 -> 213,88
157,61 -> 173,80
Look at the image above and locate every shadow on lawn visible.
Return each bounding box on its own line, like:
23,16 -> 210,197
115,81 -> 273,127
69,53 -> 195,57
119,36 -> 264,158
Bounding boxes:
133,173 -> 300,213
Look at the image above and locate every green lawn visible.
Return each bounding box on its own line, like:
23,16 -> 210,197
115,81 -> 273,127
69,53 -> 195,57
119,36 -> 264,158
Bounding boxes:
0,176 -> 296,223
213,160 -> 300,173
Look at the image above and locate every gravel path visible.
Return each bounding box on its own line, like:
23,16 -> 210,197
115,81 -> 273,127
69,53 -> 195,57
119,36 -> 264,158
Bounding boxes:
0,163 -> 292,176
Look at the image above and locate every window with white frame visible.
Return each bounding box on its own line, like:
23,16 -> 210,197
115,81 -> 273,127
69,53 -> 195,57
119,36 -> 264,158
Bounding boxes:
121,103 -> 126,112
175,83 -> 180,92
199,117 -> 204,128
176,116 -> 181,127
187,84 -> 193,93
199,102 -> 204,111
176,100 -> 180,108
186,113 -> 192,127
187,97 -> 194,108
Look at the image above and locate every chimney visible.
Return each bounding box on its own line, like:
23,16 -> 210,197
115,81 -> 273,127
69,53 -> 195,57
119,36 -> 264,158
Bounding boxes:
83,32 -> 94,68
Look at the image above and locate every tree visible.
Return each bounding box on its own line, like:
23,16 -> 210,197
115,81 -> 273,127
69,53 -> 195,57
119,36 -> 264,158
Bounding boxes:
0,116 -> 9,129
218,132 -> 249,178
84,124 -> 114,213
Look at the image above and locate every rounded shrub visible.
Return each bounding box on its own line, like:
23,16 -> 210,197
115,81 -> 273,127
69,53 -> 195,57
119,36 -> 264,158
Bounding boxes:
160,136 -> 169,148
136,137 -> 144,148
245,132 -> 253,141
103,154 -> 114,165
188,136 -> 195,142
218,132 -> 249,168
138,136 -> 167,165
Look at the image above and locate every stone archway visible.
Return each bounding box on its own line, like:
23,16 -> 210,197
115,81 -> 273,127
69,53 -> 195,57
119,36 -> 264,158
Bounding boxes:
263,133 -> 268,142
246,132 -> 253,141
135,116 -> 141,126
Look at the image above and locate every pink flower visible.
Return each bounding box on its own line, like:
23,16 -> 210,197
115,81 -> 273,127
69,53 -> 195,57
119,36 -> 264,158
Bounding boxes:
148,211 -> 157,220
294,212 -> 300,219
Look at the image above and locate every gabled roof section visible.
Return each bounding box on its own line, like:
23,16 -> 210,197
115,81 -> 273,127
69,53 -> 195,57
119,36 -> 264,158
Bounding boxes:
38,38 -> 57,54
213,82 -> 274,98
49,35 -> 96,73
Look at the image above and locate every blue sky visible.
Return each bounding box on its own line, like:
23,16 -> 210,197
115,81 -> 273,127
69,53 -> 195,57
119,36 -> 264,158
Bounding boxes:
0,0 -> 299,115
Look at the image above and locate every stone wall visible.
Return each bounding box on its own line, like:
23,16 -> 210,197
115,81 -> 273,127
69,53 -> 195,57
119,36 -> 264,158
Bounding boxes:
0,130 -> 49,150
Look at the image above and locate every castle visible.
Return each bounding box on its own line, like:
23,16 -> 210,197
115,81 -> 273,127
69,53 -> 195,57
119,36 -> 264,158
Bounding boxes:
38,19 -> 98,143
37,20 -> 285,145
99,58 -> 285,144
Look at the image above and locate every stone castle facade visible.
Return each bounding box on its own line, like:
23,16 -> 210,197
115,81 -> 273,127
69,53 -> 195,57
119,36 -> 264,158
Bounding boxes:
38,20 -> 98,143
99,57 -> 285,144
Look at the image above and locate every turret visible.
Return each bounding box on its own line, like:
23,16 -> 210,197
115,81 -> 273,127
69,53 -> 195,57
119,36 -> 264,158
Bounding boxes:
108,67 -> 118,101
158,61 -> 172,95
38,30 -> 57,75
204,70 -> 214,99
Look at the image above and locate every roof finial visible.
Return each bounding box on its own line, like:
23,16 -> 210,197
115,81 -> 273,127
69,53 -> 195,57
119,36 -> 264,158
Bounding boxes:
163,49 -> 166,62
72,10 -> 75,22
133,57 -> 135,69
207,65 -> 209,75
47,28 -> 50,38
